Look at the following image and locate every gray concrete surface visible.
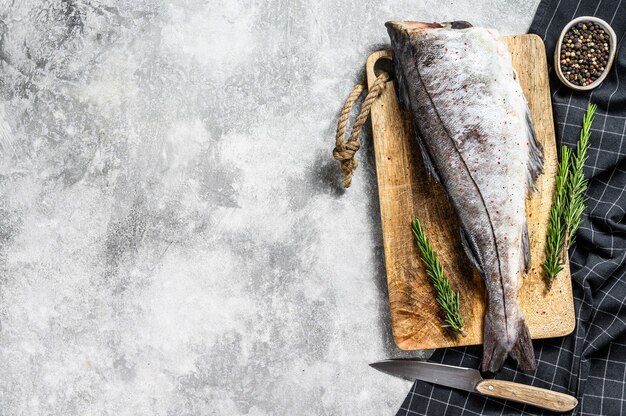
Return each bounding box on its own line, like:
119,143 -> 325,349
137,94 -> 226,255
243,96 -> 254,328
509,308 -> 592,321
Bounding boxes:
0,1 -> 541,414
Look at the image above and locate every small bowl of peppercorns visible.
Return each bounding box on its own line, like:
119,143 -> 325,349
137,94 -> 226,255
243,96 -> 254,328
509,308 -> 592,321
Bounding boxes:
555,16 -> 617,91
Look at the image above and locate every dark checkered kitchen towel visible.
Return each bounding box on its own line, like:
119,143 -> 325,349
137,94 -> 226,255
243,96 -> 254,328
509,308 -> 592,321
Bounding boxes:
396,1 -> 626,415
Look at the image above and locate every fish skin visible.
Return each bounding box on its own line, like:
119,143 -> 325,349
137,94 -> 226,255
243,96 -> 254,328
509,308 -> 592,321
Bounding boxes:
386,21 -> 543,372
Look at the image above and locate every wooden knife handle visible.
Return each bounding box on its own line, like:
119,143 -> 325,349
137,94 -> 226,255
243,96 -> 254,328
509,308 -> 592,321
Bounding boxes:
475,379 -> 578,413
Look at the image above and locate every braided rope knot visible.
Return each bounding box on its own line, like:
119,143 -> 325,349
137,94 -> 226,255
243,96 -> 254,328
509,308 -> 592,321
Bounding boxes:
333,140 -> 361,160
332,71 -> 389,188
333,141 -> 361,188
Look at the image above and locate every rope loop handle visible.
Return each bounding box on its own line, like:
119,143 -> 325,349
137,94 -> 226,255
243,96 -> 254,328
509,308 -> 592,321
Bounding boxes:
333,71 -> 390,188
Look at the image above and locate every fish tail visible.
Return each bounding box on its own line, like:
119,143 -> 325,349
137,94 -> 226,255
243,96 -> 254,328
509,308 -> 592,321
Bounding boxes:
481,310 -> 508,373
482,312 -> 537,372
509,318 -> 536,371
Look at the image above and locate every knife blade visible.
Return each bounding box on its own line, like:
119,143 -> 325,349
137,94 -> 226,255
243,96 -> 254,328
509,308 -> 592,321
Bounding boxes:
370,360 -> 578,413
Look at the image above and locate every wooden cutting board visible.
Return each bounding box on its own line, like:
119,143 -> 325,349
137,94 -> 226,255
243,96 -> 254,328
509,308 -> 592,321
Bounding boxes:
367,34 -> 575,350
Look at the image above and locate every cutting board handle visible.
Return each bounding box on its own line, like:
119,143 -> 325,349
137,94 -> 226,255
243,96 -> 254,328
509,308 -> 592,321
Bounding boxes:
475,379 -> 578,412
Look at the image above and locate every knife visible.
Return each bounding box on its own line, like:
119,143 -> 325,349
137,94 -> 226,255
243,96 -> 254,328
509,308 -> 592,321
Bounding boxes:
370,360 -> 578,413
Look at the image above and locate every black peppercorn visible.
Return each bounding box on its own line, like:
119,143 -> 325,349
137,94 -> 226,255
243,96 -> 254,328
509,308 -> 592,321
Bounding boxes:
559,22 -> 611,86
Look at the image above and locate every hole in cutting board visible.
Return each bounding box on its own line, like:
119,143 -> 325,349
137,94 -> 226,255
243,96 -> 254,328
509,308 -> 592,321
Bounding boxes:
373,56 -> 395,82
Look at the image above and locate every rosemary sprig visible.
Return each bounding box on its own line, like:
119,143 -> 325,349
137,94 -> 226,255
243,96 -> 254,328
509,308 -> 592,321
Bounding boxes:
543,103 -> 597,283
411,217 -> 465,336
565,103 -> 596,246
543,145 -> 571,281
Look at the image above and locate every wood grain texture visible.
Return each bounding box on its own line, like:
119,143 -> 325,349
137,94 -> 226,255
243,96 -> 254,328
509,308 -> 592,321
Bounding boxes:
366,34 -> 575,350
475,379 -> 578,412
